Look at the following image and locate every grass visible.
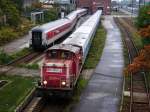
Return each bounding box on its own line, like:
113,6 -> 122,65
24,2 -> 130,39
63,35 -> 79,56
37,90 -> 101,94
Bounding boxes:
11,47 -> 32,59
83,24 -> 107,69
132,32 -> 143,50
19,63 -> 39,70
73,77 -> 88,101
0,50 -> 13,64
63,76 -> 88,112
0,48 -> 32,65
0,75 -> 35,112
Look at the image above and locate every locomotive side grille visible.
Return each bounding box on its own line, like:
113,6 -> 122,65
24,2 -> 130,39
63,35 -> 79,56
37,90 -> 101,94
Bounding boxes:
32,31 -> 42,48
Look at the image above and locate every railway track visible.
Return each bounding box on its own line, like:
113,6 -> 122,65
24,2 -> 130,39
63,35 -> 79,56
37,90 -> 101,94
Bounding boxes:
7,51 -> 42,66
115,17 -> 150,112
122,17 -> 135,30
20,95 -> 71,112
14,15 -> 91,112
0,51 -> 43,75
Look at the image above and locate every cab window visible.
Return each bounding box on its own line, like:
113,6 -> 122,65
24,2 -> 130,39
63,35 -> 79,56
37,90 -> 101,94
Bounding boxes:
60,51 -> 71,59
47,50 -> 57,59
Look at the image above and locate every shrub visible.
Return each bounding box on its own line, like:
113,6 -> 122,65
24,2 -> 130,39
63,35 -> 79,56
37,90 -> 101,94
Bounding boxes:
0,27 -> 18,45
44,8 -> 58,22
0,50 -> 13,64
19,63 -> 39,69
11,48 -> 31,59
136,4 -> 150,28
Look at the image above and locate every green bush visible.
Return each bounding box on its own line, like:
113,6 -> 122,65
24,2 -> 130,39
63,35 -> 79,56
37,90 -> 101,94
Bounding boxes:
11,48 -> 31,59
0,0 -> 21,27
0,48 -> 31,64
44,8 -> 58,22
142,38 -> 150,45
0,50 -> 13,64
0,27 -> 18,45
136,4 -> 150,28
19,63 -> 39,69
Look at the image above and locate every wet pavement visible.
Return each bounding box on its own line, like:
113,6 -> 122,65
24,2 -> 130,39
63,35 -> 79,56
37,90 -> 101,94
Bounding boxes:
72,16 -> 124,112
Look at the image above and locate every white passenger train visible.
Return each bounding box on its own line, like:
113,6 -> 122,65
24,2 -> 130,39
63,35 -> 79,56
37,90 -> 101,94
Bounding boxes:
62,10 -> 102,62
29,9 -> 87,50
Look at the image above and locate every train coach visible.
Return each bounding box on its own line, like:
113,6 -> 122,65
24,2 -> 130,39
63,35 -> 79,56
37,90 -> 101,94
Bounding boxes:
29,9 -> 87,50
37,10 -> 102,96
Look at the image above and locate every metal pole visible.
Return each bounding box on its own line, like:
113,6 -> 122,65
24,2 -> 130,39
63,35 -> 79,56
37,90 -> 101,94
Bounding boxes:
139,0 -> 141,9
132,0 -> 133,14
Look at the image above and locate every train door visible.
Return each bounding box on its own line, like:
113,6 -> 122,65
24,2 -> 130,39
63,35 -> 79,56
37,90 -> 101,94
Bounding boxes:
32,31 -> 42,48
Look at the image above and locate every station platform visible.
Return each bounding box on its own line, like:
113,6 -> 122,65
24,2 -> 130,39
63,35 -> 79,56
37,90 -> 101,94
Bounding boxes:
72,16 -> 124,112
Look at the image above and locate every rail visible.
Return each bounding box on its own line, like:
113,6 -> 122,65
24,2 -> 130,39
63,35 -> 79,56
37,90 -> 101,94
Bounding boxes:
115,17 -> 150,112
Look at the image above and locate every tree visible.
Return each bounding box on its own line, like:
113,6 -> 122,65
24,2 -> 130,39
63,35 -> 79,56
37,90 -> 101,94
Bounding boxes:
0,0 -> 21,27
12,0 -> 23,11
136,5 -> 150,28
128,45 -> 150,73
44,8 -> 58,22
127,4 -> 150,73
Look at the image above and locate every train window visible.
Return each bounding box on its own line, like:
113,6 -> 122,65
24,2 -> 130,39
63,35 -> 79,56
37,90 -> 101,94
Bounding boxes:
61,51 -> 71,59
48,51 -> 57,59
32,31 -> 42,39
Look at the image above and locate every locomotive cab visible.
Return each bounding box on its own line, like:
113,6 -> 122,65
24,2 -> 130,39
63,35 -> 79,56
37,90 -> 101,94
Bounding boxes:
38,44 -> 81,94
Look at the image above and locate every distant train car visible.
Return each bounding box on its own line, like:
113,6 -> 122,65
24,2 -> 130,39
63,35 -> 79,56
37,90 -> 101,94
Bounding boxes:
29,9 -> 87,50
37,10 -> 102,96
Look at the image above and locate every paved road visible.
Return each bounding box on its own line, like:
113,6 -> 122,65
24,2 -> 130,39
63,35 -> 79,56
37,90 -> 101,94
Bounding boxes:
0,35 -> 29,54
72,16 -> 124,112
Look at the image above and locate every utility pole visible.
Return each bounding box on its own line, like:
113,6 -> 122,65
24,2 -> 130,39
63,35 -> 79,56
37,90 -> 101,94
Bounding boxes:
132,0 -> 133,14
139,0 -> 141,9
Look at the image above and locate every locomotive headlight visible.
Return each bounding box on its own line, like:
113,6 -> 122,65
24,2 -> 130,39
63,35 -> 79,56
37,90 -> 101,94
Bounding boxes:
43,80 -> 47,85
61,81 -> 66,86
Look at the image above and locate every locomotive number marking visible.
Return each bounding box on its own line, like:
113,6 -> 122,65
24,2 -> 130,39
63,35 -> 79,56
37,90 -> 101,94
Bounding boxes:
47,68 -> 62,73
49,76 -> 59,80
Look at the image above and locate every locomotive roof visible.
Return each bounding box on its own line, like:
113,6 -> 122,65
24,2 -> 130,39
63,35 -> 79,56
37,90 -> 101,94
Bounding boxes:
48,44 -> 80,53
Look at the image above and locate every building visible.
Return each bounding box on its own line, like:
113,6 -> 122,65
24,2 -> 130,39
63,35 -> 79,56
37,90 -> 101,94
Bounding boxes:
23,0 -> 39,8
55,0 -> 76,12
41,0 -> 76,12
77,0 -> 111,14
